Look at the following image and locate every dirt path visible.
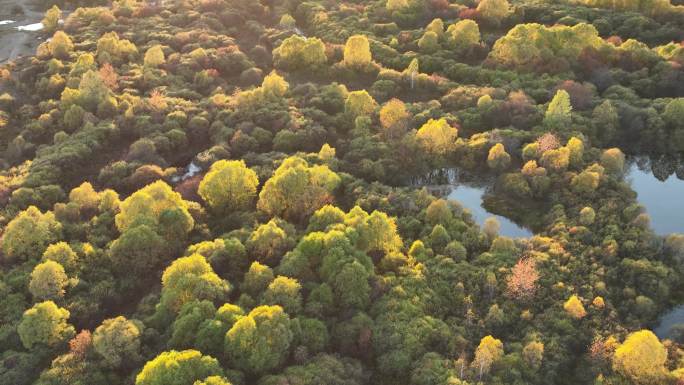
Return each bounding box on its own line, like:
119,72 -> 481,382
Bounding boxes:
0,0 -> 46,64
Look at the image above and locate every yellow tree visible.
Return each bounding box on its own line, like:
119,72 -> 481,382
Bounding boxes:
613,330 -> 667,384
198,160 -> 259,214
416,118 -> 458,156
477,0 -> 511,25
144,45 -> 165,68
379,98 -> 410,139
42,5 -> 61,34
345,90 -> 377,118
29,260 -> 68,300
473,335 -> 504,380
343,35 -> 372,69
563,295 -> 587,319
447,20 -> 481,56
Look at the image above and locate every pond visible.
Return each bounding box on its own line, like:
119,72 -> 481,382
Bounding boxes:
627,157 -> 684,235
415,169 -> 533,238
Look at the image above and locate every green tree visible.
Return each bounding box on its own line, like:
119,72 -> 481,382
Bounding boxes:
246,220 -> 293,266
198,160 -> 259,214
242,261 -> 275,298
135,350 -> 224,385
225,305 -> 293,375
78,70 -> 111,111
613,330 -> 667,384
93,316 -> 141,368
109,224 -> 168,277
257,157 -> 341,223
2,206 -> 62,262
663,98 -> 684,130
18,301 -> 75,349
343,35 -> 372,69
29,260 -> 68,300
592,100 -> 619,142
262,276 -> 302,314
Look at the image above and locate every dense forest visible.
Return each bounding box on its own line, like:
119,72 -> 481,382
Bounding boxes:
1,0 -> 684,384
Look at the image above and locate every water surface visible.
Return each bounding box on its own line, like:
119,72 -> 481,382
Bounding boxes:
627,158 -> 684,235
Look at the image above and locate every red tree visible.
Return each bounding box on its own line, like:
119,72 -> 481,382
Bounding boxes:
506,258 -> 539,301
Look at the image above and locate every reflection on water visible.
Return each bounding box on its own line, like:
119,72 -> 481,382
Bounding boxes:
447,185 -> 532,238
654,305 -> 684,340
627,156 -> 684,235
414,168 -> 532,238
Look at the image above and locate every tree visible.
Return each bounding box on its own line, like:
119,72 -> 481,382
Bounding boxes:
42,5 -> 61,34
2,206 -> 62,262
42,242 -> 78,272
49,31 -> 74,59
18,301 -> 75,349
69,181 -> 100,214
135,350 -> 224,385
386,0 -> 408,11
473,335 -> 503,380
242,262 -> 275,298
379,99 -> 410,139
447,20 -> 480,55
487,143 -> 511,171
579,206 -> 596,225
416,118 -> 458,156
563,295 -> 587,319
522,341 -> 544,370
115,180 -> 194,237
663,98 -> 684,130
193,376 -> 233,385
29,260 -> 68,300
506,258 -> 539,301
109,224 -> 168,277
544,89 -> 572,129
78,70 -> 111,112
418,31 -> 440,53
345,90 -> 377,118
261,71 -> 289,99
343,35 -> 372,69
600,148 -> 625,175
144,45 -> 165,68
592,100 -> 619,142
273,35 -> 327,71
246,220 -> 293,266
225,305 -> 293,375
476,0 -> 511,26
198,160 -> 259,214
332,261 -> 371,310
613,330 -> 667,384
160,254 -> 230,313
262,276 -> 302,314
93,316 -> 141,368
257,157 -> 341,223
